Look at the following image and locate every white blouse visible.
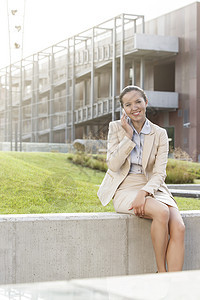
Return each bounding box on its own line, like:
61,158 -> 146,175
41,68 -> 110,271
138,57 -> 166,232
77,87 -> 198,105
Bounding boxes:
128,118 -> 151,174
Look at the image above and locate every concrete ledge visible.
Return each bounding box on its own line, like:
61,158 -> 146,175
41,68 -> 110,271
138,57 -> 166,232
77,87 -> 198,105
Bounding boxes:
167,184 -> 200,190
167,184 -> 200,198
0,211 -> 200,285
169,189 -> 200,198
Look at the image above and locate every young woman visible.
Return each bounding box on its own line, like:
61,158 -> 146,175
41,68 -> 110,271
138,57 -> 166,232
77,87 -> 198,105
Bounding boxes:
97,85 -> 185,272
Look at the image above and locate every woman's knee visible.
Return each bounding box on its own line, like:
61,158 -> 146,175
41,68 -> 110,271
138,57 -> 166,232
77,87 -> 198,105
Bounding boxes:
157,206 -> 170,224
170,220 -> 185,240
145,198 -> 169,223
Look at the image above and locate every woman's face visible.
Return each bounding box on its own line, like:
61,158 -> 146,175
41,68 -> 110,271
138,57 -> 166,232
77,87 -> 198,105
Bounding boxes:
122,90 -> 148,125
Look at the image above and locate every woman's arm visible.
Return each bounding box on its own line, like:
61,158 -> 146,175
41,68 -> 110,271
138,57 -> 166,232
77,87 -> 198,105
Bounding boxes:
129,128 -> 168,216
141,129 -> 169,196
106,121 -> 135,172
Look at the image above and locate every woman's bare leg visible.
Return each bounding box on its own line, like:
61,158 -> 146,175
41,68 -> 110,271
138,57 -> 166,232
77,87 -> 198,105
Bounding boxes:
166,207 -> 185,271
143,198 -> 170,272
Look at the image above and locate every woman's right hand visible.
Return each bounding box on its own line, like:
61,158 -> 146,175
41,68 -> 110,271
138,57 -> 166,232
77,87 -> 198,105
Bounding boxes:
121,111 -> 133,139
128,190 -> 148,217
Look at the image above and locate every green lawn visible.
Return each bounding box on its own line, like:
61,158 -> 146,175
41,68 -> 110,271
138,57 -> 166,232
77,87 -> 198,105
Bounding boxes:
0,151 -> 200,214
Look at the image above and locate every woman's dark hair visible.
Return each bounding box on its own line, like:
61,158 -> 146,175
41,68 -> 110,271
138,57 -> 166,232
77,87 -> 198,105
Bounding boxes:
119,85 -> 147,107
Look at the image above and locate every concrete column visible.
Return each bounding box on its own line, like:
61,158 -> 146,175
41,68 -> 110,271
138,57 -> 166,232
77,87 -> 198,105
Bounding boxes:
120,14 -> 125,119
142,16 -> 145,33
163,112 -> 169,127
65,40 -> 70,143
112,17 -> 116,121
109,73 -> 112,98
91,28 -> 95,118
32,54 -> 39,143
8,64 -> 12,150
140,57 -> 145,89
83,80 -> 87,106
19,60 -> 23,151
120,14 -> 125,92
71,37 -> 75,141
132,60 -> 136,85
31,57 -> 35,142
4,67 -> 8,142
134,20 -> 137,34
97,75 -> 100,100
14,121 -> 18,151
49,47 -> 55,143
83,125 -> 87,138
35,56 -> 39,143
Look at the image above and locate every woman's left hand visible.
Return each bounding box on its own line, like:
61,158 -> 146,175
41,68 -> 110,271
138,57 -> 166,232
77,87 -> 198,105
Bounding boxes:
128,190 -> 148,217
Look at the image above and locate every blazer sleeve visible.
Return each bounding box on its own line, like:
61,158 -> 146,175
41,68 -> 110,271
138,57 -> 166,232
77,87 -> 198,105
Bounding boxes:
106,121 -> 135,172
141,129 -> 169,196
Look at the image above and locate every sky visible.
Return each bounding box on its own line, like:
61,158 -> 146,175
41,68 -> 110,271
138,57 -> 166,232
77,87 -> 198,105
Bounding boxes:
0,0 -> 197,69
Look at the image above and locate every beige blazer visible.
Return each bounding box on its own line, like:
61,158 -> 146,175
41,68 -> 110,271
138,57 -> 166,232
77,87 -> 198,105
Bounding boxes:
97,119 -> 174,206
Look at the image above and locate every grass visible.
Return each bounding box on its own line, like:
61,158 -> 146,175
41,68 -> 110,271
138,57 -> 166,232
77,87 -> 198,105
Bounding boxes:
0,151 -> 200,214
175,197 -> 200,210
0,152 -> 113,214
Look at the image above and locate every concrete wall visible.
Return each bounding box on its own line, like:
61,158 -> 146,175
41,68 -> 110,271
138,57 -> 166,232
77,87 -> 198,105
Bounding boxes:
0,142 -> 74,153
0,211 -> 199,285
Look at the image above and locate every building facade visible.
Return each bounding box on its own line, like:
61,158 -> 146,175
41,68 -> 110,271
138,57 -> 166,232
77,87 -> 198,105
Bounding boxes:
0,2 -> 200,160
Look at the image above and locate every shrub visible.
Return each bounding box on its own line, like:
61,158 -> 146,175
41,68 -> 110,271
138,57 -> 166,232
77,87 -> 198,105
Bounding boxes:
166,159 -> 195,184
66,153 -> 74,161
67,153 -> 108,172
89,159 -> 107,172
67,153 -> 200,184
166,168 -> 195,184
71,152 -> 90,166
92,154 -> 106,162
190,168 -> 200,179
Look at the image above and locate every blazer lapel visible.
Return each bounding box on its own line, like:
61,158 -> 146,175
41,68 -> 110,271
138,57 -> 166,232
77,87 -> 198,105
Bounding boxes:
142,126 -> 155,171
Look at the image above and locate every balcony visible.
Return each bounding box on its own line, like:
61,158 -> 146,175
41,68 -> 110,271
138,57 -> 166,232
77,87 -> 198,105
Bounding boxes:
145,90 -> 178,110
132,33 -> 178,57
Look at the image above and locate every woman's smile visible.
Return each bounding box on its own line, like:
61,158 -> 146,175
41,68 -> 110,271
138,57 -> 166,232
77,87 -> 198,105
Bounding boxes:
130,111 -> 140,116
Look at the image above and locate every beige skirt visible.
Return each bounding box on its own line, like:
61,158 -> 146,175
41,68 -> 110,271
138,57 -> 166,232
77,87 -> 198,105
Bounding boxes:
113,173 -> 178,214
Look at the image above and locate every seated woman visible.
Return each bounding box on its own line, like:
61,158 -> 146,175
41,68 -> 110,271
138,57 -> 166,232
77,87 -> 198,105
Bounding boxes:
97,85 -> 185,273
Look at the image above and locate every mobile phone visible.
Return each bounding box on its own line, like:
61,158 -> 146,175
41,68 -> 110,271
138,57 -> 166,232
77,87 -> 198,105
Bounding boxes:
122,109 -> 130,122
122,109 -> 128,116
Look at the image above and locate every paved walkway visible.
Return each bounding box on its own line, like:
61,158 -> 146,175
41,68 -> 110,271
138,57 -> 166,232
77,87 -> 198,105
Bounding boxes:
0,270 -> 199,299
